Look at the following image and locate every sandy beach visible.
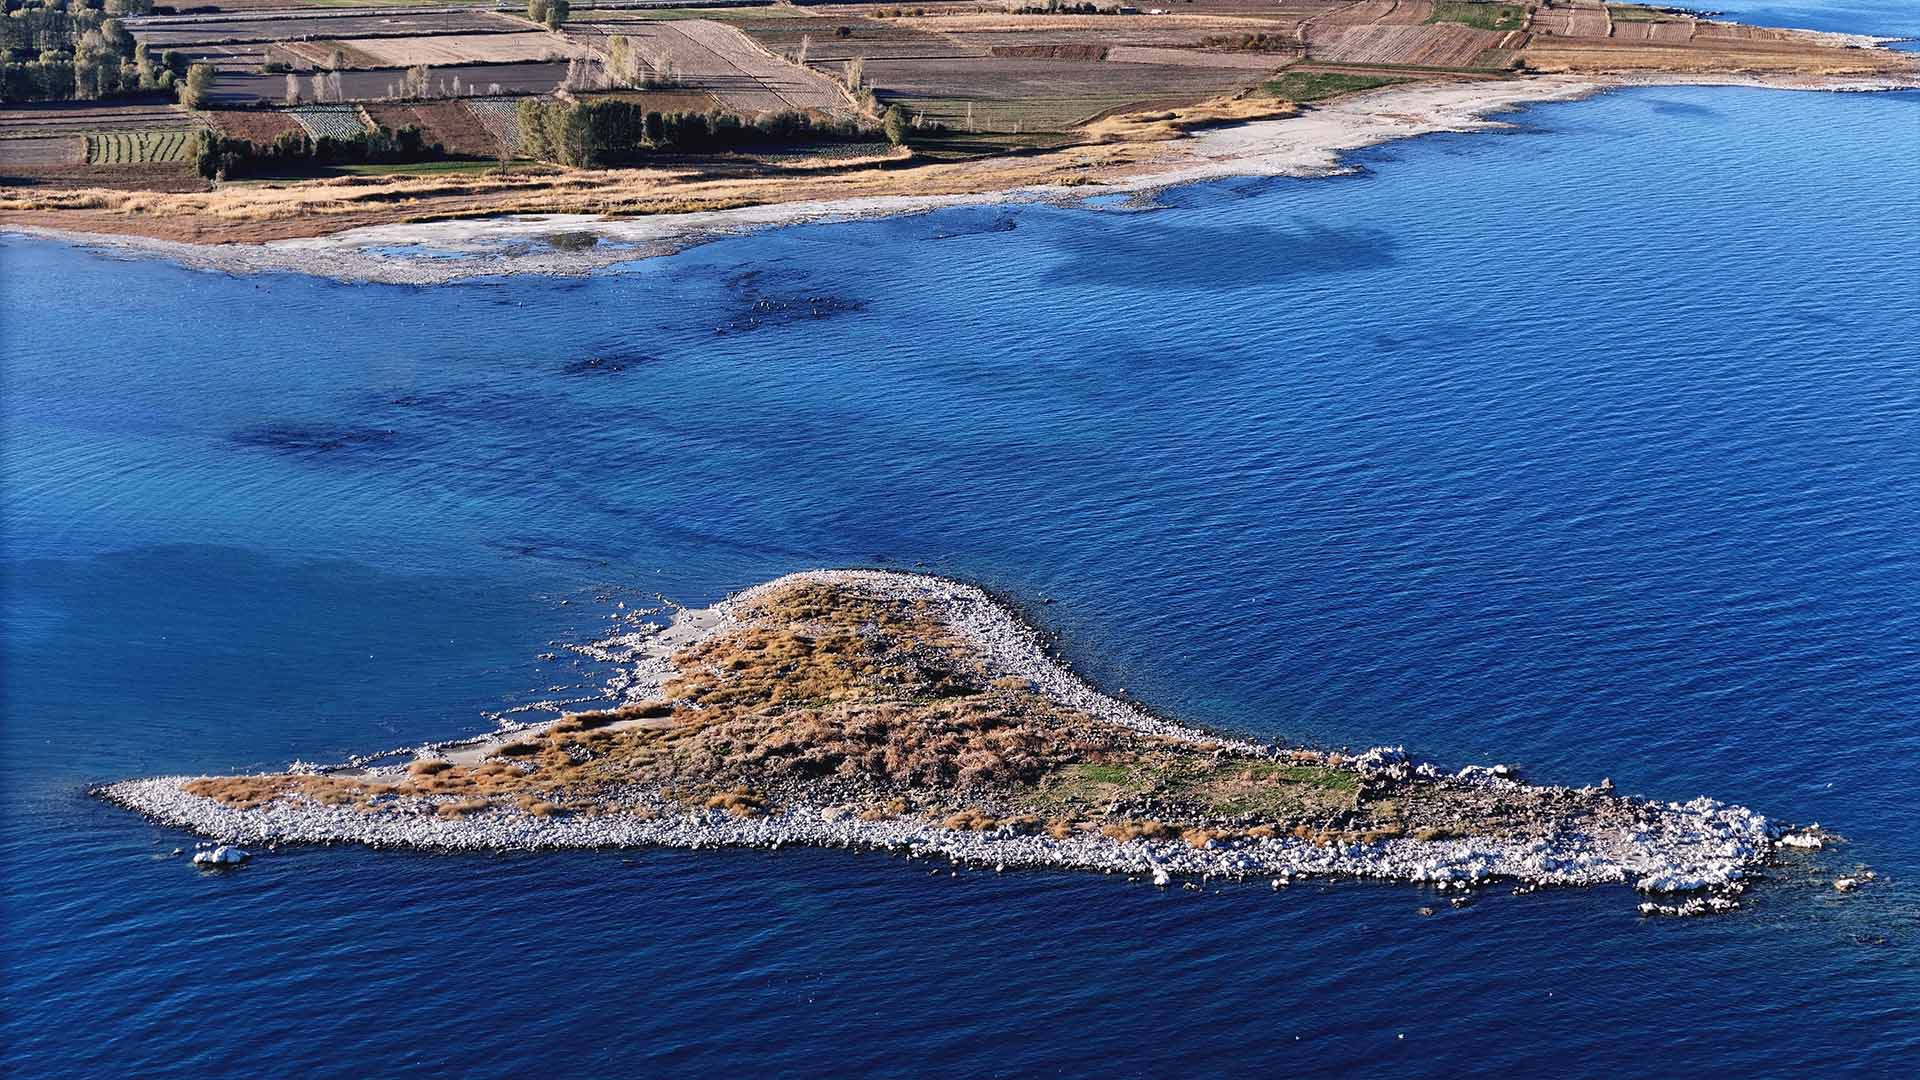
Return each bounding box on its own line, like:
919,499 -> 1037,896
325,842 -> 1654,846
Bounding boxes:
9,71 -> 1912,285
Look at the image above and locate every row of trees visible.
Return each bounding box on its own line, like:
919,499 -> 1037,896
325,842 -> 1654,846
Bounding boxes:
2,0 -> 189,101
516,98 -> 897,168
192,123 -> 442,179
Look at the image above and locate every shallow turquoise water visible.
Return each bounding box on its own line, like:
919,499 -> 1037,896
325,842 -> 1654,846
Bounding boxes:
4,85 -> 1919,1077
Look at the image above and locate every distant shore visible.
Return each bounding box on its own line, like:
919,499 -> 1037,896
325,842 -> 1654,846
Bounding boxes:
9,71 -> 1912,286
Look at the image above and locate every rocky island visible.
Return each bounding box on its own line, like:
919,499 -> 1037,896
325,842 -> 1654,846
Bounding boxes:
102,570 -> 1785,912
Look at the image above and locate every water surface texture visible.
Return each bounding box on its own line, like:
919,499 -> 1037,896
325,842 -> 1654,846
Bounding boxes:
5,86 -> 1919,1077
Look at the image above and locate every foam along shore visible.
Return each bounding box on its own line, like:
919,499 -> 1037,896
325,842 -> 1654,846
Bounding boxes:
12,70 -> 1915,287
101,570 -> 1783,911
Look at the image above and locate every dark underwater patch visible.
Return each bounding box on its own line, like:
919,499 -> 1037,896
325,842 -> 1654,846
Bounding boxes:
1648,99 -> 1719,118
930,213 -> 1018,240
1047,221 -> 1399,290
563,353 -> 661,376
712,266 -> 865,334
231,426 -> 397,454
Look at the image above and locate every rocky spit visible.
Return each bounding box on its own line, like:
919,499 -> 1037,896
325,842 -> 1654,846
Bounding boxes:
99,570 -> 1787,909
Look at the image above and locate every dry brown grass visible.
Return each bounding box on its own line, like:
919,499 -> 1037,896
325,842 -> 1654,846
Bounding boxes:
860,797 -> 912,822
1102,820 -> 1178,843
1181,827 -> 1225,849
703,787 -> 769,818
436,798 -> 489,819
942,809 -> 999,831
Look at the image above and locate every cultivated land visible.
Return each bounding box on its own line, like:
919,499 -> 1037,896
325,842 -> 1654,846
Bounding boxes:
2,0 -> 1914,248
102,571 -> 1792,912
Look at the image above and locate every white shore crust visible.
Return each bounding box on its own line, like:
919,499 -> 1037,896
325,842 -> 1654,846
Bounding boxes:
11,72 -> 1915,286
100,570 -> 1776,903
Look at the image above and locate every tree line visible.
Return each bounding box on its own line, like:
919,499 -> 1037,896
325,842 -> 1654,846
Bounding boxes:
516,99 -> 906,167
192,122 -> 443,179
1,0 -> 196,102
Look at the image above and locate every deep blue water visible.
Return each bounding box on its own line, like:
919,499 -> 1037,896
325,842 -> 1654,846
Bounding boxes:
1706,0 -> 1920,40
5,85 -> 1919,1077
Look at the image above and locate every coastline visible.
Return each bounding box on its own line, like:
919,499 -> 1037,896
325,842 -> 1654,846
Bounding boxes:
9,71 -> 1912,286
99,570 -> 1786,911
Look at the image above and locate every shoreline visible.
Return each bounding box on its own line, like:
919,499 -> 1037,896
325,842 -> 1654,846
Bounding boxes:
10,71 -> 1913,286
99,570 -> 1788,911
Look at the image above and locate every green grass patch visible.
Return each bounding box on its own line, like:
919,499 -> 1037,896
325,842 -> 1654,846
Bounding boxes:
1425,2 -> 1527,32
1261,72 -> 1406,103
902,129 -> 1077,164
1076,763 -> 1136,785
86,130 -> 196,166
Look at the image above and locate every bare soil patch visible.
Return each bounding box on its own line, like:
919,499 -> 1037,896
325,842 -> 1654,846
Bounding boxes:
333,32 -> 586,68
870,54 -> 1260,132
0,103 -> 196,137
364,102 -> 505,158
1310,24 -> 1503,67
206,109 -> 306,143
0,137 -> 86,169
562,18 -> 850,116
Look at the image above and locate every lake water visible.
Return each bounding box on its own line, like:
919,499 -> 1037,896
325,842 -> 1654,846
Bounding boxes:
4,85 -> 1918,1077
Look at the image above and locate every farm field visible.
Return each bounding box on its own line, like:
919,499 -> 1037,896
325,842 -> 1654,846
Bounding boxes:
86,130 -> 198,165
126,11 -> 525,52
364,101 -> 514,157
287,104 -> 371,141
562,17 -> 851,115
325,33 -> 590,68
1310,24 -> 1507,67
0,136 -> 86,168
0,103 -> 196,138
735,15 -> 985,62
463,97 -> 526,155
1529,1 -> 1612,39
866,55 -> 1260,132
1263,69 -> 1407,101
212,62 -> 574,104
206,109 -> 309,143
1425,2 -> 1526,31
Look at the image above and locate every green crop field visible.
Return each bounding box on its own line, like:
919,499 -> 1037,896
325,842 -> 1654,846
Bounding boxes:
1261,72 -> 1407,103
85,129 -> 197,166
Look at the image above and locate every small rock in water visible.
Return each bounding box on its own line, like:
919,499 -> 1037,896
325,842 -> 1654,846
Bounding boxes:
1833,878 -> 1860,892
1151,866 -> 1171,887
191,845 -> 249,868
